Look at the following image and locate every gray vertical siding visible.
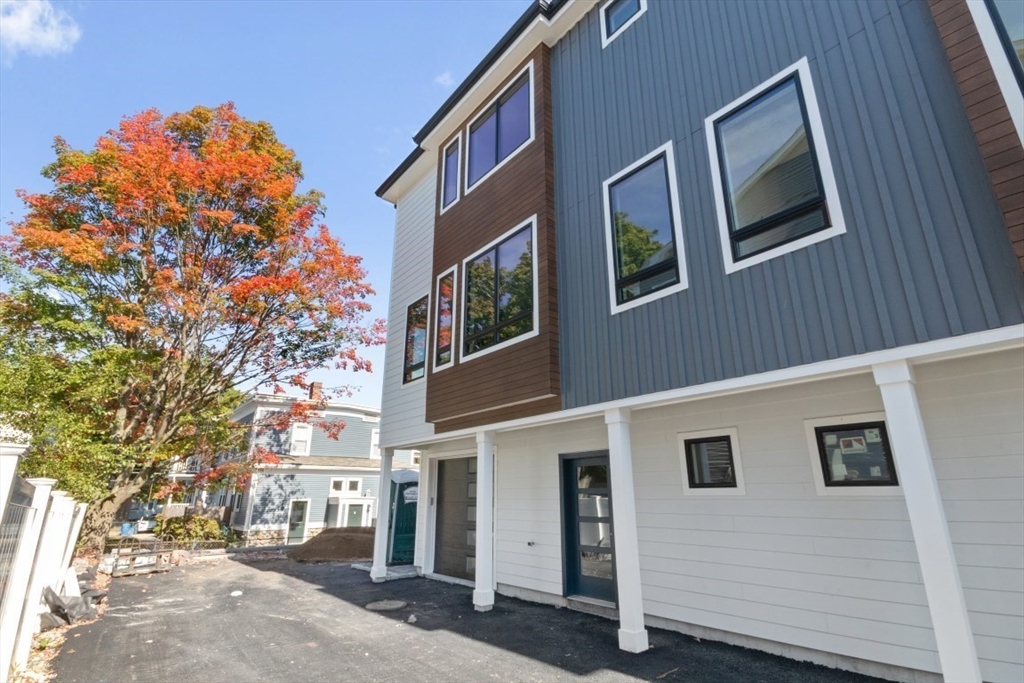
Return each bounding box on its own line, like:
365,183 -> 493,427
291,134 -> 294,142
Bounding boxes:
551,0 -> 1024,409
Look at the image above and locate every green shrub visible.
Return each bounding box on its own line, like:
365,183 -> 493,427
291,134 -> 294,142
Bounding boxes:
156,515 -> 221,541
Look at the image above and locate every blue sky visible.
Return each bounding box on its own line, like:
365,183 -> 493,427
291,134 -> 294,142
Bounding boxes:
0,0 -> 529,407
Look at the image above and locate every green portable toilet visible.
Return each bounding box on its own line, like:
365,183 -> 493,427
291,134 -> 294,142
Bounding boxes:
387,469 -> 419,565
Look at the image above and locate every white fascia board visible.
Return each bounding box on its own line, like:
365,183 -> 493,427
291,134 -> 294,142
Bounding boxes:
381,324 -> 1024,449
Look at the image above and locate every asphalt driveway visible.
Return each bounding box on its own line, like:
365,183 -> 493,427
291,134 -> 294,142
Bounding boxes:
52,558 -> 888,683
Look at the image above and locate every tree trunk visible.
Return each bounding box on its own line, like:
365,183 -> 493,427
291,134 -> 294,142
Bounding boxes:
78,474 -> 151,553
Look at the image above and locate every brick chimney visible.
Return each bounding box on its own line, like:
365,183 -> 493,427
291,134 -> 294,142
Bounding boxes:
308,382 -> 323,402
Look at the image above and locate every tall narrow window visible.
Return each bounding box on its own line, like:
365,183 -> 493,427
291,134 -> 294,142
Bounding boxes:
603,143 -> 685,310
435,269 -> 455,368
706,59 -> 845,273
403,296 -> 428,383
464,221 -> 534,356
467,68 -> 532,188
290,423 -> 312,456
441,137 -> 460,210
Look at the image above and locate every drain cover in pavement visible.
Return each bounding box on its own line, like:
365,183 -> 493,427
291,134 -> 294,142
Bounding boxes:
366,600 -> 407,611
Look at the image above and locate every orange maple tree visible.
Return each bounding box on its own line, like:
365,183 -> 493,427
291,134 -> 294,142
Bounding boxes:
1,104 -> 384,549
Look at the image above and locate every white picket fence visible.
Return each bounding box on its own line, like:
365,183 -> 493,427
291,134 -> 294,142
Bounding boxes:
0,452 -> 88,683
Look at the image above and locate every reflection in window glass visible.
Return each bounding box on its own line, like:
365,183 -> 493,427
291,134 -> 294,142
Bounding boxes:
715,76 -> 829,260
991,0 -> 1024,73
436,272 -> 454,366
579,522 -> 612,548
604,0 -> 641,37
468,74 -> 531,186
442,141 -> 459,208
578,493 -> 610,517
403,296 -> 428,383
814,422 -> 898,487
608,154 -> 679,304
684,437 -> 737,488
464,225 -> 533,355
577,465 -> 608,489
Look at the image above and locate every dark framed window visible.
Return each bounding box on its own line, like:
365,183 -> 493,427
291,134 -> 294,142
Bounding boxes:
683,436 -> 737,489
435,270 -> 454,367
603,0 -> 644,40
713,74 -> 831,261
464,223 -> 533,356
606,150 -> 681,305
403,296 -> 428,383
441,138 -> 460,209
467,71 -> 531,187
986,0 -> 1024,92
814,422 -> 898,487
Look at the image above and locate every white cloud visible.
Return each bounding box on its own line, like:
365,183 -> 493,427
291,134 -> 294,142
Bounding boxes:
0,0 -> 81,66
434,70 -> 454,89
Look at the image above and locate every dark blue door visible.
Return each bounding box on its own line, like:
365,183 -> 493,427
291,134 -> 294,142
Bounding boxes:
562,454 -> 616,603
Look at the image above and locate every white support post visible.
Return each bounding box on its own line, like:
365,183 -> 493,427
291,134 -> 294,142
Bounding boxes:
0,477 -> 54,683
370,447 -> 394,582
57,503 -> 88,593
605,408 -> 649,653
473,431 -> 496,611
873,361 -> 981,683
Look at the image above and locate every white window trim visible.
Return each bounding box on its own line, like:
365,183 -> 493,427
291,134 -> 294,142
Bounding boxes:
330,476 -> 364,497
803,412 -> 903,497
967,0 -> 1024,145
290,422 -> 312,456
602,141 -> 689,315
370,428 -> 381,460
432,265 -> 458,373
677,427 -> 746,496
705,57 -> 847,274
328,496 -> 374,528
287,497 -> 310,542
458,215 -> 540,364
464,60 -> 536,196
438,132 -> 463,215
600,0 -> 648,49
401,292 -> 430,387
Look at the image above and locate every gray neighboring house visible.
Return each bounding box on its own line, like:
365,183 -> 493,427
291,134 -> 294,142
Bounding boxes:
220,388 -> 417,546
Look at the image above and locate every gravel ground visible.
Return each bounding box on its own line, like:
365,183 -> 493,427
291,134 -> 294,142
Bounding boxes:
51,558 -> 888,683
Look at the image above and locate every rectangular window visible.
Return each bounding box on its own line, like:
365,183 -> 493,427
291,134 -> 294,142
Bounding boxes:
331,477 -> 363,496
441,136 -> 461,211
435,268 -> 456,369
463,218 -> 536,357
290,423 -> 312,456
403,296 -> 428,383
678,428 -> 745,495
814,422 -> 897,488
706,59 -> 845,273
603,142 -> 687,312
466,65 -> 533,190
600,0 -> 647,47
370,428 -> 380,460
987,0 -> 1024,90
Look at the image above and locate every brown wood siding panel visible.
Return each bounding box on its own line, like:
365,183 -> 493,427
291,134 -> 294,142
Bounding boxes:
929,0 -> 1024,273
425,44 -> 560,429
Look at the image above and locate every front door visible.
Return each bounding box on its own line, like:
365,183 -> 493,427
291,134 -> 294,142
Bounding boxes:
562,454 -> 616,602
287,500 -> 308,545
344,503 -> 366,527
433,457 -> 476,581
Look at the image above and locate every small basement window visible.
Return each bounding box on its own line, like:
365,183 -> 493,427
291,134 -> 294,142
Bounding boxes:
814,422 -> 897,487
678,428 -> 745,495
706,58 -> 845,273
600,0 -> 648,47
403,295 -> 429,383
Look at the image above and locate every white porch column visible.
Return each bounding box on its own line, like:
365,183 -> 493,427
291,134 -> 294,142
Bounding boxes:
12,480 -> 59,670
370,447 -> 394,582
473,431 -> 496,611
605,408 -> 649,653
873,360 -> 981,683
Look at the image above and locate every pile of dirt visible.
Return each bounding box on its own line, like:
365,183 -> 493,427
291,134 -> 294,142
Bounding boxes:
287,527 -> 376,563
